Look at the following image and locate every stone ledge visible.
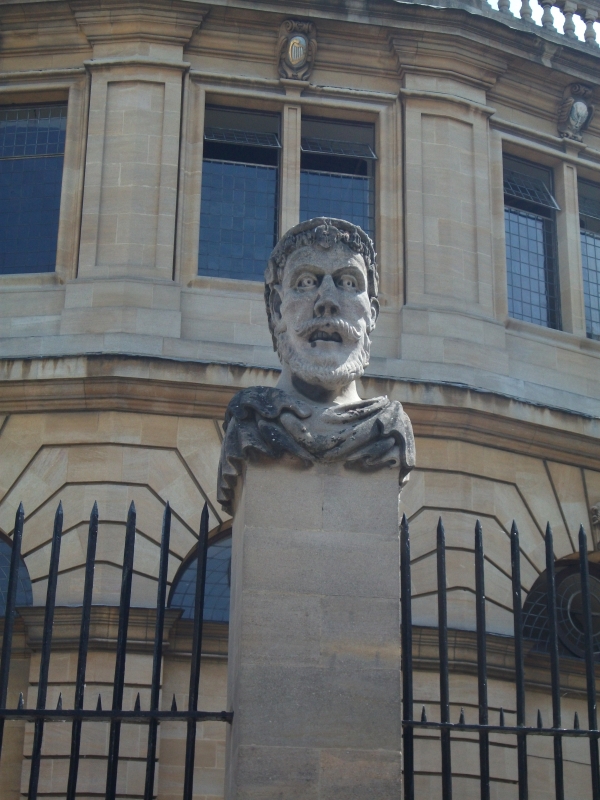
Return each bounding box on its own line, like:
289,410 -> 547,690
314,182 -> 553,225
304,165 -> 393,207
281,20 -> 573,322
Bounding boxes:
0,354 -> 599,468
0,606 -> 228,657
413,625 -> 600,697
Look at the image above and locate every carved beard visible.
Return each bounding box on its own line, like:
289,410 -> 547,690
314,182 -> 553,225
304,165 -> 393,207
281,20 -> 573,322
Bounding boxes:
275,325 -> 372,391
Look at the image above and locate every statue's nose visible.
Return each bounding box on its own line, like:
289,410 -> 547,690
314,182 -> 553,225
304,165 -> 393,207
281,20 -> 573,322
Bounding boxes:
314,274 -> 340,317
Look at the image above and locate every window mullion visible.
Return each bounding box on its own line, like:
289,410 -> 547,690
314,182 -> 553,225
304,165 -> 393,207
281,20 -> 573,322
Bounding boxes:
279,103 -> 302,234
555,161 -> 587,336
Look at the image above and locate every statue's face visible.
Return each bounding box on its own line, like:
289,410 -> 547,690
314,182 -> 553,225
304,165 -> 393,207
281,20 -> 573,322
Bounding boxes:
270,242 -> 379,392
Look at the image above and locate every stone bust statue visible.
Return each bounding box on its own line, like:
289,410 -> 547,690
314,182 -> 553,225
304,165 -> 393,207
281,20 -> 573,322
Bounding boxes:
217,218 -> 415,513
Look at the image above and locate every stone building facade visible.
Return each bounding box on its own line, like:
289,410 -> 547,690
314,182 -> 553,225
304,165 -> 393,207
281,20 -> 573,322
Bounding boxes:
0,0 -> 600,797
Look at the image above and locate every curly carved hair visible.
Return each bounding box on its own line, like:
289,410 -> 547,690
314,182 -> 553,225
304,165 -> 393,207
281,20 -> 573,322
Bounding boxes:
264,218 -> 378,350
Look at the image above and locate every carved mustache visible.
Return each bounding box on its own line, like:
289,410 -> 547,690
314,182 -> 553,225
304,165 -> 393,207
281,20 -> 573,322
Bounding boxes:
294,317 -> 362,343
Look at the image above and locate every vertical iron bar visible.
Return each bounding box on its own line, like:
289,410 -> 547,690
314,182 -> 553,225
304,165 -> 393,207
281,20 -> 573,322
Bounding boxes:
510,522 -> 528,800
105,501 -> 136,800
544,523 -> 564,800
28,502 -> 63,800
400,513 -> 414,800
183,503 -> 210,800
0,503 -> 25,758
474,520 -> 490,800
579,525 -> 600,798
437,517 -> 452,800
66,502 -> 99,800
143,503 -> 172,800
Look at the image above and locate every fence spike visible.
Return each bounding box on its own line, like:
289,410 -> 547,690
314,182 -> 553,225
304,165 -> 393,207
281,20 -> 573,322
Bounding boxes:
574,711 -> 580,730
579,524 -> 600,798
134,693 -> 141,712
459,707 -> 465,725
56,693 -> 63,711
400,512 -> 414,800
171,694 -> 178,712
510,519 -> 528,798
67,499 -> 99,800
96,694 -> 102,712
537,709 -> 543,729
500,707 -> 505,727
105,499 -> 137,800
0,502 -> 25,758
28,499 -> 64,800
17,692 -> 23,710
544,521 -> 564,797
145,500 -> 172,800
436,516 -> 452,800
421,705 -> 427,723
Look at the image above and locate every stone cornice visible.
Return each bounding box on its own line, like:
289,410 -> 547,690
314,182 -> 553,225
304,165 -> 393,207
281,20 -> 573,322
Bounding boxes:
69,0 -> 210,48
413,625 -> 600,698
0,354 -> 599,468
10,605 -> 228,656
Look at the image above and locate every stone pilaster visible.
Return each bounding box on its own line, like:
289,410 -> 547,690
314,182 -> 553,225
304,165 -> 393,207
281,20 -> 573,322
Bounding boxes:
60,0 -> 207,338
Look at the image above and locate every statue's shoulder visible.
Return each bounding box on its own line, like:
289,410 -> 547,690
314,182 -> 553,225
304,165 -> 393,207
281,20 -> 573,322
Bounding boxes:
225,386 -> 311,427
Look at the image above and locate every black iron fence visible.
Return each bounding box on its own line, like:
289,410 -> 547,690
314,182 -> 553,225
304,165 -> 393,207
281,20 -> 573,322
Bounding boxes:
0,500 -> 231,800
3,499 -> 599,799
401,515 -> 600,800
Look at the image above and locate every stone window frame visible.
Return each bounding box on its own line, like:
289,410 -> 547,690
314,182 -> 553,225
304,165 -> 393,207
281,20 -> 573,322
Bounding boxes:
494,131 -> 600,345
0,70 -> 89,285
176,74 -> 402,304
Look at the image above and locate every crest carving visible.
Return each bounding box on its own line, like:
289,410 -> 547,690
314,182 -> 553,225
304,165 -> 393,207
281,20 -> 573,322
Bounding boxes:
558,83 -> 594,141
277,19 -> 317,81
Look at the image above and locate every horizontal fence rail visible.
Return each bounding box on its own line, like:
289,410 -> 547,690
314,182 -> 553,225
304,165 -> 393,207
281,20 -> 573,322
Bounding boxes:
401,515 -> 600,800
0,500 -> 232,800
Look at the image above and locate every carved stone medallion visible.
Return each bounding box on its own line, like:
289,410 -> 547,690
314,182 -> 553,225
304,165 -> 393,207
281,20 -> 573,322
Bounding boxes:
558,83 -> 594,141
277,20 -> 317,81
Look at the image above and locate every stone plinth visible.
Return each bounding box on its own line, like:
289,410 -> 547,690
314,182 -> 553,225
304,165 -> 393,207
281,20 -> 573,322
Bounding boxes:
225,457 -> 402,799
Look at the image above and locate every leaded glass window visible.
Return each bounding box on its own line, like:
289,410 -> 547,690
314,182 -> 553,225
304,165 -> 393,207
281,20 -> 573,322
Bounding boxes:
168,533 -> 231,622
198,108 -> 280,281
0,537 -> 33,615
300,118 -> 375,238
579,179 -> 600,341
522,563 -> 600,660
503,155 -> 561,329
0,105 -> 67,275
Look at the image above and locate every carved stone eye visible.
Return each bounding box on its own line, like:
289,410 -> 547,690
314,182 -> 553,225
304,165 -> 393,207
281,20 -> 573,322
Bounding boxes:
337,275 -> 357,290
297,274 -> 318,289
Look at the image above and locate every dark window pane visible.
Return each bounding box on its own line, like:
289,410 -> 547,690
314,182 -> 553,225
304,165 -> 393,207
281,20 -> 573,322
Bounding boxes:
0,105 -> 67,158
582,230 -> 600,340
300,117 -> 375,237
0,156 -> 64,275
198,160 -> 278,281
503,155 -> 560,330
523,565 -> 600,660
0,538 -> 33,616
169,535 -> 231,623
504,207 -> 560,329
300,170 -> 374,238
0,104 -> 67,275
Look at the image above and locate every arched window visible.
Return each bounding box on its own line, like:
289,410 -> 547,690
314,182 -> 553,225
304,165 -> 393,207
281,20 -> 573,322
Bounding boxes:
168,530 -> 231,622
522,560 -> 600,659
0,533 -> 33,616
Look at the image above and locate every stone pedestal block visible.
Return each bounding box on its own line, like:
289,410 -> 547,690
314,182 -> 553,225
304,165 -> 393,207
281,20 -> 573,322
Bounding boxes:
225,458 -> 402,800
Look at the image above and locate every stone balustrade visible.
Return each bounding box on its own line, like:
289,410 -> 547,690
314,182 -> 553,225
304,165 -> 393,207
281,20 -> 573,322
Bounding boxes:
494,0 -> 600,47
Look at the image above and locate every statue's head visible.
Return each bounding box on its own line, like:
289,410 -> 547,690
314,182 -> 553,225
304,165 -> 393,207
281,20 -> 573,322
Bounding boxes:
265,218 -> 379,393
